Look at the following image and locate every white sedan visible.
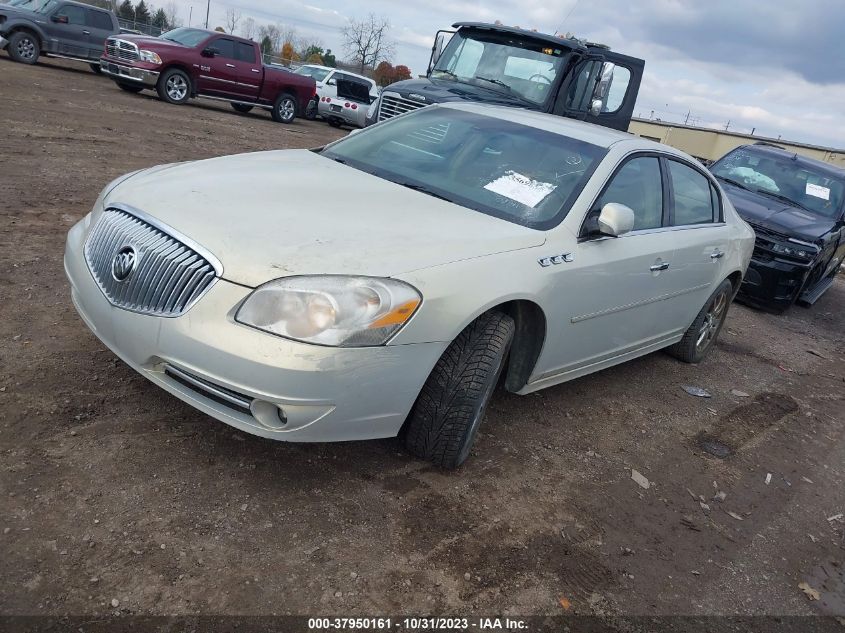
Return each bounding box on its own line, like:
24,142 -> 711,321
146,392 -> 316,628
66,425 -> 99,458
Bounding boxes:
64,103 -> 754,468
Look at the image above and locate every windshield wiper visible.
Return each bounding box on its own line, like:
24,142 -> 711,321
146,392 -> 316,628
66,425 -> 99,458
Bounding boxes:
755,190 -> 814,213
394,181 -> 451,202
715,175 -> 751,191
431,68 -> 457,79
475,76 -> 512,91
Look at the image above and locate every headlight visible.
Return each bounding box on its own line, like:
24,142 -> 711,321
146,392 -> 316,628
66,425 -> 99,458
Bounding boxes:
771,242 -> 817,260
139,50 -> 162,64
236,276 -> 421,347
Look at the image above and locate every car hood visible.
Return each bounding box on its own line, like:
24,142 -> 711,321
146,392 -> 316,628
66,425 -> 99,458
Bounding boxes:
719,181 -> 835,242
114,34 -> 186,51
384,77 -> 541,109
0,5 -> 39,18
105,150 -> 546,287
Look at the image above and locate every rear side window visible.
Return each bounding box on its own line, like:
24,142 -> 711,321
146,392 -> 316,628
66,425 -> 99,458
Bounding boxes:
57,4 -> 86,25
595,156 -> 664,230
87,9 -> 113,30
236,42 -> 255,63
668,160 -> 717,225
211,38 -> 235,60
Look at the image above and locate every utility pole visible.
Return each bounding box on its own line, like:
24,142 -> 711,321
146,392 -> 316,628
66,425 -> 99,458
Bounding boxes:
684,110 -> 690,125
188,6 -> 192,26
724,120 -> 731,131
204,0 -> 210,29
750,127 -> 755,135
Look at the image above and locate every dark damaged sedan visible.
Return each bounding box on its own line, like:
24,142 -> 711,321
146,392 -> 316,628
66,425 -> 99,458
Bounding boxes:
710,143 -> 845,312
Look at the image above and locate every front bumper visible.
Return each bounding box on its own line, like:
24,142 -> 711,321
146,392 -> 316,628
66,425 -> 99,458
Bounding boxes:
737,253 -> 812,312
64,216 -> 446,442
100,58 -> 160,87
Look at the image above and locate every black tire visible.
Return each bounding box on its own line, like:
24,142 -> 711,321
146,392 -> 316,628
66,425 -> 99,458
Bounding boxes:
304,98 -> 318,120
271,93 -> 297,123
89,63 -> 102,74
117,82 -> 143,94
404,310 -> 515,469
666,279 -> 734,363
231,103 -> 254,113
7,31 -> 40,64
156,68 -> 191,104
327,117 -> 343,128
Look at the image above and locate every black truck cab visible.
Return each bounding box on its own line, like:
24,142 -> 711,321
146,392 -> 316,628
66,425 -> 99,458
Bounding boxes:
365,22 -> 644,131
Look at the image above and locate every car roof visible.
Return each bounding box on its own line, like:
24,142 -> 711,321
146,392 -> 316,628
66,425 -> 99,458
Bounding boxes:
737,143 -> 845,177
438,102 -> 676,152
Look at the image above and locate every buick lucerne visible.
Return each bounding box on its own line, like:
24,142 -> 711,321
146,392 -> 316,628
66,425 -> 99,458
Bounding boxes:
64,103 -> 754,468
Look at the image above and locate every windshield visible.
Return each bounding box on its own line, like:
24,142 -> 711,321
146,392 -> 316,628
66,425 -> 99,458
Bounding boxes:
33,0 -> 59,13
432,30 -> 569,106
712,147 -> 845,218
160,27 -> 210,47
295,66 -> 331,82
322,106 -> 605,229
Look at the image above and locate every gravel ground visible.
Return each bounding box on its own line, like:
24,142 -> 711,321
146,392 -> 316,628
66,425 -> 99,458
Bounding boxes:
1,56 -> 843,622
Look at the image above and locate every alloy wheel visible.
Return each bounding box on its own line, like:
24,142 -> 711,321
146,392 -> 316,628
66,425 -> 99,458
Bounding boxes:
17,37 -> 36,60
278,98 -> 295,122
696,288 -> 728,353
166,75 -> 188,101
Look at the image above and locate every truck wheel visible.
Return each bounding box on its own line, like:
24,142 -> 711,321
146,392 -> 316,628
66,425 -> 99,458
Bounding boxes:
404,310 -> 515,469
157,68 -> 191,104
117,82 -> 143,94
89,63 -> 102,74
231,103 -> 253,114
666,279 -> 734,364
271,93 -> 297,123
8,31 -> 40,64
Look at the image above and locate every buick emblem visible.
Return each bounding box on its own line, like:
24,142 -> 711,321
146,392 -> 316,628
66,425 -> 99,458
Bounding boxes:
111,246 -> 137,282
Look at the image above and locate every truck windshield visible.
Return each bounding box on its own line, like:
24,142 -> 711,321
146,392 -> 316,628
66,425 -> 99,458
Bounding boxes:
34,0 -> 59,13
321,106 -> 605,229
431,30 -> 569,106
711,148 -> 845,218
160,28 -> 211,48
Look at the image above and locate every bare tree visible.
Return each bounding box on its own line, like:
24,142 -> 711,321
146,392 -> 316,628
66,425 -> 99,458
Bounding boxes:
224,8 -> 241,35
280,24 -> 300,51
341,14 -> 395,73
241,16 -> 256,40
257,23 -> 282,52
163,1 -> 181,28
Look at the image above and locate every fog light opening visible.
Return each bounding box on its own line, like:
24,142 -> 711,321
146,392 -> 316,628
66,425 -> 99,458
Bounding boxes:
276,407 -> 287,427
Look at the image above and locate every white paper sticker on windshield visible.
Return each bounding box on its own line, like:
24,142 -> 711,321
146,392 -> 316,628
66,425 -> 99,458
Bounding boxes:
806,183 -> 830,200
484,171 -> 557,207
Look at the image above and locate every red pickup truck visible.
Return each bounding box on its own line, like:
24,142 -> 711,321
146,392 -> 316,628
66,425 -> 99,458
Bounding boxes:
99,27 -> 315,124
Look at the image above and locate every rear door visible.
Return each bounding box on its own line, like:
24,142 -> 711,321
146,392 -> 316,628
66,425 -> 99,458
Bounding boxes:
84,8 -> 114,59
47,3 -> 88,58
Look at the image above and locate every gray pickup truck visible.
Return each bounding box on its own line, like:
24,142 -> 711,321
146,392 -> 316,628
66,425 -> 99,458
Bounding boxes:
0,0 -> 119,72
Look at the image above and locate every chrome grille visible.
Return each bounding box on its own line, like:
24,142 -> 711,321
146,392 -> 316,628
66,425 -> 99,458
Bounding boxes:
84,207 -> 219,317
377,93 -> 427,121
105,38 -> 139,62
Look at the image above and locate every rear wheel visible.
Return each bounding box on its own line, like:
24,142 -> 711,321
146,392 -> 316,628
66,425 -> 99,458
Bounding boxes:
327,117 -> 343,128
667,279 -> 734,363
89,63 -> 102,74
157,68 -> 191,104
117,82 -> 143,94
8,31 -> 40,64
270,93 -> 297,123
404,310 -> 515,469
231,103 -> 254,113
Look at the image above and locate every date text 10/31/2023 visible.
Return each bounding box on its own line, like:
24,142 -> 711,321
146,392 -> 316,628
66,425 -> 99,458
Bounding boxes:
307,617 -> 529,630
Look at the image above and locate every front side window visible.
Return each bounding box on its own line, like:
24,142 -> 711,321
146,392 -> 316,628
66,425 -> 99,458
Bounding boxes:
604,66 -> 631,112
711,147 -> 845,218
431,29 -> 569,106
595,156 -> 664,230
210,38 -> 235,59
668,160 -> 717,225
322,107 -> 606,229
56,4 -> 86,24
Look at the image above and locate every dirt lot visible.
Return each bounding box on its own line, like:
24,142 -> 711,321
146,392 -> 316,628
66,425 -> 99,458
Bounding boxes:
1,56 -> 844,623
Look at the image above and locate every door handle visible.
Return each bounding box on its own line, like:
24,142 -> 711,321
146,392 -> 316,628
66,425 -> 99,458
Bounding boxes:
251,68 -> 260,73
710,250 -> 725,259
650,262 -> 670,271
226,63 -> 236,68
82,30 -> 90,35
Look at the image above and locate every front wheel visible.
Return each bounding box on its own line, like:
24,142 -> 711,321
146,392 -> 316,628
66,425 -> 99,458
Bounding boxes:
667,279 -> 734,363
231,103 -> 253,113
8,31 -> 40,64
304,98 -> 318,120
404,310 -> 515,469
271,93 -> 297,123
157,68 -> 191,104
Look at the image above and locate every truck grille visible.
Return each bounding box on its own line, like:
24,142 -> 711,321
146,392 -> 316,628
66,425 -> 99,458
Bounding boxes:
84,207 -> 219,317
106,38 -> 139,62
377,93 -> 427,121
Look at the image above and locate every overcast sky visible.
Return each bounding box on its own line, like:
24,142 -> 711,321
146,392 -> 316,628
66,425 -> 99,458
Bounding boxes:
167,0 -> 845,148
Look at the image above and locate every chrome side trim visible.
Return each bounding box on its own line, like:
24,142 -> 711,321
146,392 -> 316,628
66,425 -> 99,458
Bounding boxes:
197,94 -> 273,110
571,282 -> 711,323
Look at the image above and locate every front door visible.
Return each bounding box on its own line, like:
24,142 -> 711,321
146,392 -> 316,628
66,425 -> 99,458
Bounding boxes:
532,155 -> 677,381
47,3 -> 88,58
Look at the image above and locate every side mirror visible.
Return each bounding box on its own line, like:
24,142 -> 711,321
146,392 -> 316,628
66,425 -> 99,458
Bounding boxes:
201,47 -> 216,58
589,98 -> 603,116
589,62 -> 615,115
52,14 -> 69,23
597,202 -> 635,237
